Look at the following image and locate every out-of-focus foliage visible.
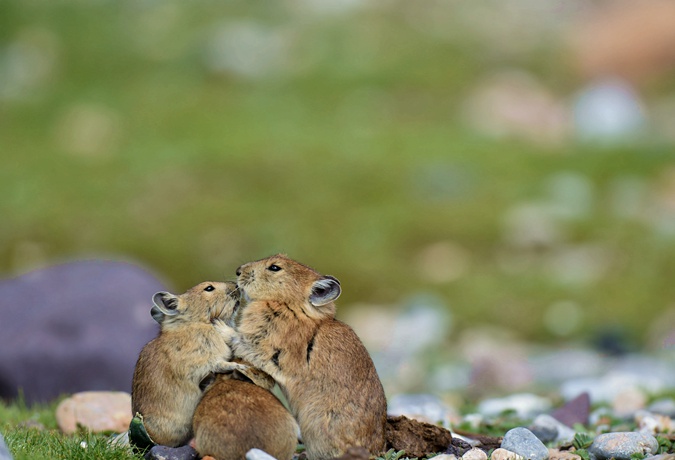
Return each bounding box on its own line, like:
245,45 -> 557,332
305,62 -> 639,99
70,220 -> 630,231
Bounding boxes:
2,0 -> 675,344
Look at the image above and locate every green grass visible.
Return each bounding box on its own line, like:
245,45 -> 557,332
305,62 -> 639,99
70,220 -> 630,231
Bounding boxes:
2,0 -> 675,345
0,398 -> 141,460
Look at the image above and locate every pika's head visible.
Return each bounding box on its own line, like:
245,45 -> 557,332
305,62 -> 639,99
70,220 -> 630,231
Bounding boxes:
151,281 -> 239,328
235,254 -> 341,320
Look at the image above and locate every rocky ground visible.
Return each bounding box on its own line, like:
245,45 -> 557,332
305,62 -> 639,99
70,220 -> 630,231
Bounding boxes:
15,346 -> 674,460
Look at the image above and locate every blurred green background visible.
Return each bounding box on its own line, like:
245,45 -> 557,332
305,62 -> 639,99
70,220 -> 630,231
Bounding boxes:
2,0 -> 675,346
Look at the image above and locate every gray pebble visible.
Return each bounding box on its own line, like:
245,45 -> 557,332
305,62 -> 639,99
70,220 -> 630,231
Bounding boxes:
246,449 -> 278,460
144,445 -> 199,460
501,427 -> 549,460
529,414 -> 576,444
588,432 -> 658,460
0,433 -> 13,460
648,398 -> 675,417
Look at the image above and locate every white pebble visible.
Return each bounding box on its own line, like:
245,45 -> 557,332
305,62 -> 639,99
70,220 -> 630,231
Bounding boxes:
463,447 -> 488,460
246,449 -> 278,460
491,448 -> 525,460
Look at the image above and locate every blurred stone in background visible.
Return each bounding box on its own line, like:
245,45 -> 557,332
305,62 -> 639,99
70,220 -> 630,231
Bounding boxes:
0,260 -> 166,403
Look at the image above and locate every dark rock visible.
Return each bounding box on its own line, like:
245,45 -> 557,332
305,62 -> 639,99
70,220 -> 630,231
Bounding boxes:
445,436 -> 473,457
0,260 -> 166,403
551,392 -> 590,427
385,415 -> 453,458
145,445 -> 199,460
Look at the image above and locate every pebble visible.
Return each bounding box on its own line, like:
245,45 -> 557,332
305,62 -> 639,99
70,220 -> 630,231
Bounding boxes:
462,447 -> 488,460
548,449 -> 581,460
0,433 -> 12,460
55,391 -> 132,434
491,448 -> 525,460
648,398 -> 675,417
501,427 -> 550,460
551,392 -> 590,427
478,394 -> 551,419
529,414 -> 576,445
145,445 -> 199,460
635,410 -> 673,435
245,449 -> 278,460
588,432 -> 658,460
612,388 -> 647,419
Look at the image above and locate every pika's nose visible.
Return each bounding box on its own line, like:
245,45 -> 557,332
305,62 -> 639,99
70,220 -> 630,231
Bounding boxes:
236,266 -> 242,277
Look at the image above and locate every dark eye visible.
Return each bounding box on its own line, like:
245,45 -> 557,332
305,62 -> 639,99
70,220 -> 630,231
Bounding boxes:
204,285 -> 215,292
267,264 -> 282,272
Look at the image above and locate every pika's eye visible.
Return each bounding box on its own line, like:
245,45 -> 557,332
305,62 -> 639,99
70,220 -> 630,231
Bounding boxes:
204,285 -> 215,292
267,264 -> 282,272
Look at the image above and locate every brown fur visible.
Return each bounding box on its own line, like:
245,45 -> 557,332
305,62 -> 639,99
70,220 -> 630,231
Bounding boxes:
232,254 -> 387,460
193,373 -> 299,460
131,281 -> 244,447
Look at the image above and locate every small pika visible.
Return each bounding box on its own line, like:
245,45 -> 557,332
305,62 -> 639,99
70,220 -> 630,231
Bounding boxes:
193,370 -> 299,460
232,254 -> 388,460
131,281 -> 244,447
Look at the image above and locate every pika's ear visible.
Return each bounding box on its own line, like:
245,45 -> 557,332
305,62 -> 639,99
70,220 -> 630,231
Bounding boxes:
309,276 -> 341,307
151,291 -> 179,323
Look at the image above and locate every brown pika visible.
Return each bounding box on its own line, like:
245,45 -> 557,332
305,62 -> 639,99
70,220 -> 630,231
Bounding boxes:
193,370 -> 299,460
232,254 -> 387,460
131,281 -> 245,447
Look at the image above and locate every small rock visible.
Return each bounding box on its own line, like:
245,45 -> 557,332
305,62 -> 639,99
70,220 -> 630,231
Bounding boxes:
635,410 -> 673,435
246,449 -> 278,460
548,449 -> 581,460
478,393 -> 551,419
551,392 -> 591,427
648,455 -> 675,460
588,432 -> 658,460
612,388 -> 647,419
55,391 -> 132,434
145,445 -> 199,460
648,398 -> 675,417
529,415 -> 576,445
501,428 -> 549,460
491,448 -> 525,460
462,447 -> 488,460
0,433 -> 13,460
431,455 -> 457,460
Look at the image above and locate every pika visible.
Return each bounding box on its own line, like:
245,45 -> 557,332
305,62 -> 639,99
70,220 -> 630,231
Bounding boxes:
131,281 -> 244,447
232,254 -> 387,460
193,369 -> 299,460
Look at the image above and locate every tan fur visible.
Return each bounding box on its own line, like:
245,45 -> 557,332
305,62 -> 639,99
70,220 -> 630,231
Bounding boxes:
131,281 -> 244,447
232,254 -> 387,460
193,373 -> 299,460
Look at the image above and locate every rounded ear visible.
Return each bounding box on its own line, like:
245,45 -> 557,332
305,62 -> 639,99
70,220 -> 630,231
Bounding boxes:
309,277 -> 341,307
152,291 -> 179,318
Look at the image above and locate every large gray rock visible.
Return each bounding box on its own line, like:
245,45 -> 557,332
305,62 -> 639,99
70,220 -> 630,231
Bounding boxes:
588,432 -> 658,460
0,260 -> 166,403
